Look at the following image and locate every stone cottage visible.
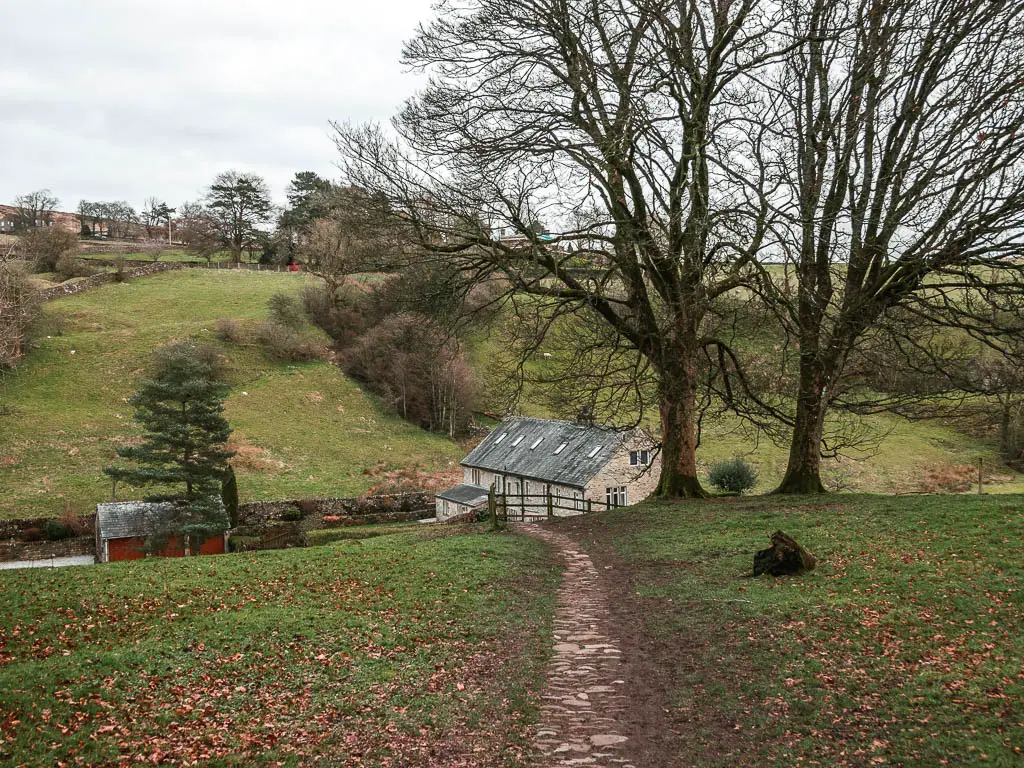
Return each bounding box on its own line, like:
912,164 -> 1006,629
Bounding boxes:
435,416 -> 660,520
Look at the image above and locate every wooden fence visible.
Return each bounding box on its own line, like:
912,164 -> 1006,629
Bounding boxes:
485,490 -> 609,526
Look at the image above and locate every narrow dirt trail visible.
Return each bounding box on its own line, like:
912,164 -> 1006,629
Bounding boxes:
515,523 -> 639,768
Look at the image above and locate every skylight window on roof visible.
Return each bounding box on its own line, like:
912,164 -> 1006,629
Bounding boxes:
553,442 -> 568,455
511,435 -> 525,446
494,432 -> 508,444
587,446 -> 601,458
530,438 -> 544,449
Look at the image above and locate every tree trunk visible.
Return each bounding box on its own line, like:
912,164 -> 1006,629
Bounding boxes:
654,361 -> 707,498
776,358 -> 828,494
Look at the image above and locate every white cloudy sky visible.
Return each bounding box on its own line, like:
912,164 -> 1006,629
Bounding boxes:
0,0 -> 435,210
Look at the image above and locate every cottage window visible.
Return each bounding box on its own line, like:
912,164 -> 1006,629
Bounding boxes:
472,468 -> 481,485
587,446 -> 601,458
573,491 -> 583,510
630,450 -> 650,466
554,442 -> 567,455
512,435 -> 525,446
494,432 -> 508,444
605,486 -> 627,508
530,437 -> 543,449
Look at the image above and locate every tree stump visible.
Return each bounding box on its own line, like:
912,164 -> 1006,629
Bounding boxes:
753,530 -> 816,576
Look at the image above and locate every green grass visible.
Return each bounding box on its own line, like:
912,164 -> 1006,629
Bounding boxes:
307,522 -> 428,545
0,527 -> 558,766
77,249 -> 233,263
0,270 -> 462,520
560,494 -> 1024,766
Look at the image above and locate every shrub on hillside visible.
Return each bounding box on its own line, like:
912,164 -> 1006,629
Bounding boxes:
20,526 -> 43,543
268,292 -> 306,330
42,518 -> 74,541
57,504 -> 88,536
708,457 -> 758,494
0,261 -> 40,369
215,318 -> 247,344
22,228 -> 79,273
918,464 -> 975,494
342,313 -> 476,437
300,284 -> 366,347
54,255 -> 96,282
255,321 -> 325,362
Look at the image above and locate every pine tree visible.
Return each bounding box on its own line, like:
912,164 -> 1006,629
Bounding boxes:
105,341 -> 235,542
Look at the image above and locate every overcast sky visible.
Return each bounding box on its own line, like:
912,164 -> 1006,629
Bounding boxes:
0,0 -> 435,211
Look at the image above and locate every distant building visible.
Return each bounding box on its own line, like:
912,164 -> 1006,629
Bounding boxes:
95,502 -> 227,563
0,204 -> 81,234
435,416 -> 660,520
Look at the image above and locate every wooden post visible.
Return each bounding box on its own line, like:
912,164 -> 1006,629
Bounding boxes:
587,498 -> 592,514
547,488 -> 554,520
488,487 -> 498,530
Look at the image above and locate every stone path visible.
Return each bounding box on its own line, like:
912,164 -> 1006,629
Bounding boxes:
516,524 -> 636,768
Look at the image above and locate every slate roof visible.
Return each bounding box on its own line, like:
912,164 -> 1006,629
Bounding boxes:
96,501 -> 226,540
435,484 -> 490,506
96,502 -> 178,540
461,417 -> 636,488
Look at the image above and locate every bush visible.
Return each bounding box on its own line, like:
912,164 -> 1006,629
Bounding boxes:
54,255 -> 96,282
300,284 -> 366,346
281,507 -> 304,521
254,321 -> 325,362
268,292 -> 307,330
111,254 -> 128,282
341,313 -> 476,437
23,228 -> 79,273
20,526 -> 43,542
708,457 -> 758,494
214,318 -> 247,343
0,261 -> 40,369
42,518 -> 74,541
57,504 -> 88,536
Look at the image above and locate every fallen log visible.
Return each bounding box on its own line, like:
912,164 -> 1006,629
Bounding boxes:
753,530 -> 816,576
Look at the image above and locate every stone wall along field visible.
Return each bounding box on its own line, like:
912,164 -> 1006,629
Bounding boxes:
37,261 -> 183,301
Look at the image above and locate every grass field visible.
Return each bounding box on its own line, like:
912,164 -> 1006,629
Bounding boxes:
561,494 -> 1024,767
76,249 -> 233,263
0,525 -> 558,766
0,270 -> 462,520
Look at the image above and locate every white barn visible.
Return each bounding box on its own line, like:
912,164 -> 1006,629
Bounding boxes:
435,416 -> 660,521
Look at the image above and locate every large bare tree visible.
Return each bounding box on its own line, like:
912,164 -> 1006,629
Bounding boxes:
758,0 -> 1024,493
335,0 -> 794,497
12,190 -> 59,232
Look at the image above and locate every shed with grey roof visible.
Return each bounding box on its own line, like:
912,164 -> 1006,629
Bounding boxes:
96,501 -> 227,562
435,417 -> 660,521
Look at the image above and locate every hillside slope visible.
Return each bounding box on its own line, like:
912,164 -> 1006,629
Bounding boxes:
0,270 -> 462,520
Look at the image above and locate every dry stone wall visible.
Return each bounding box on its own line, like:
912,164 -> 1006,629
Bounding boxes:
0,537 -> 95,563
38,261 -> 183,301
237,493 -> 434,529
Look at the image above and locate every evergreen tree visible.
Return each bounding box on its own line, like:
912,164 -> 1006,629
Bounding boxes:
105,341 -> 234,542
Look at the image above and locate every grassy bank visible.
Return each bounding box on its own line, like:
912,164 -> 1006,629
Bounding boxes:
0,269 -> 462,520
559,494 -> 1024,767
0,526 -> 558,766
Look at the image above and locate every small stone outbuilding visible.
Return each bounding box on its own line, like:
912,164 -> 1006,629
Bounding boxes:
435,416 -> 660,521
95,502 -> 227,563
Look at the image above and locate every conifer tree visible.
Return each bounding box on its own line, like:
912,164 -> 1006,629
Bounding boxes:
105,341 -> 234,542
